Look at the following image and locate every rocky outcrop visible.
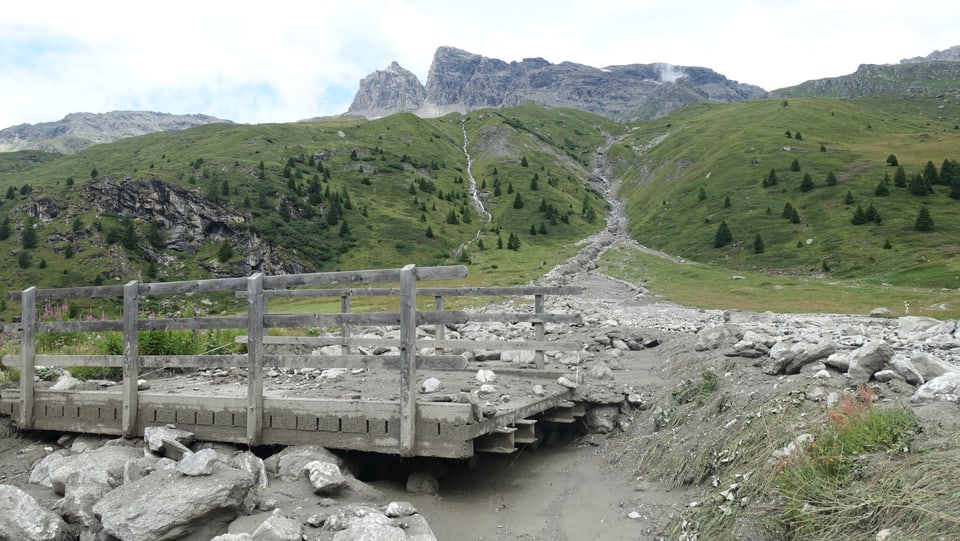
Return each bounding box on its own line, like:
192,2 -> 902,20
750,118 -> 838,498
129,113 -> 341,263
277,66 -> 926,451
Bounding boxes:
347,61 -> 427,118
0,111 -> 229,154
73,178 -> 303,276
348,46 -> 766,121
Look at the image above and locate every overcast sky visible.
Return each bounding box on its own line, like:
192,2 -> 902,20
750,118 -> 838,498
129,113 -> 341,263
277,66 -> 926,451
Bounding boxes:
2,0 -> 959,129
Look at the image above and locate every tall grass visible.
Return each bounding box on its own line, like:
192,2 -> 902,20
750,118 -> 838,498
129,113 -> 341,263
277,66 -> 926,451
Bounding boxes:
774,386 -> 927,540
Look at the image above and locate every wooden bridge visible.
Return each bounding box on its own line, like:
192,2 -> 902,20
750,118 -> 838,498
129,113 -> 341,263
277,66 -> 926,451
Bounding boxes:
0,265 -> 584,458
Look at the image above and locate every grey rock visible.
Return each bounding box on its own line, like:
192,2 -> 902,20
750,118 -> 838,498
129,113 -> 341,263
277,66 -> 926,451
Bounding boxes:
912,372 -> 960,403
177,448 -> 219,476
325,505 -> 393,531
782,340 -> 838,375
420,377 -> 443,393
847,341 -> 895,384
0,484 -> 72,541
143,425 -> 195,460
251,513 -> 302,541
584,405 -> 619,434
94,464 -> 254,541
889,354 -> 924,385
406,470 -> 439,495
233,451 -> 269,489
264,445 -> 344,482
304,461 -> 347,495
586,363 -> 614,381
384,501 -> 418,518
332,519 -> 407,541
28,450 -> 71,488
910,352 -> 960,380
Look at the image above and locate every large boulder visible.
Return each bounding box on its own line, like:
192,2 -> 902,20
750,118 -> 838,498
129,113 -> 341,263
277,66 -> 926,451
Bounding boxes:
0,484 -> 72,541
264,445 -> 345,482
912,373 -> 960,403
847,341 -> 894,384
93,464 -> 254,541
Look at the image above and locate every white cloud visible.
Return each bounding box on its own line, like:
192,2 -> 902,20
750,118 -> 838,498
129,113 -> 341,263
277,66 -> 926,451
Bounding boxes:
2,0 -> 959,128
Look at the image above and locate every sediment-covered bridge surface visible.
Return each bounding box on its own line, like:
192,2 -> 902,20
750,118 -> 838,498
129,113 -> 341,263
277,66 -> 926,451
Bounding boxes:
1,264 -> 588,458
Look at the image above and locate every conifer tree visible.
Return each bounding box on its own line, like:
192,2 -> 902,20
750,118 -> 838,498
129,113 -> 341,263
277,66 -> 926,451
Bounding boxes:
800,173 -> 814,192
893,166 -> 907,188
914,206 -> 934,231
753,233 -> 764,254
924,160 -> 940,185
825,171 -> 838,186
875,175 -> 890,196
513,192 -> 524,209
713,221 -> 733,248
851,206 -> 868,225
908,173 -> 932,196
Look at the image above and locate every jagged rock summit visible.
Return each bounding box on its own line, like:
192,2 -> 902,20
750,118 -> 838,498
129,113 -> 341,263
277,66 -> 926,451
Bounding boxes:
347,46 -> 766,121
0,111 -> 230,155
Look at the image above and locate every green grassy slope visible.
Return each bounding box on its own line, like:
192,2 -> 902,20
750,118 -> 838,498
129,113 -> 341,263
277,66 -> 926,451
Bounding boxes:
0,106 -> 621,317
614,95 -> 960,288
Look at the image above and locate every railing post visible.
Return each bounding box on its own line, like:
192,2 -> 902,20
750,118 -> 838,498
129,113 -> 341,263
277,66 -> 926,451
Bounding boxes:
246,273 -> 265,446
398,264 -> 417,455
433,295 -> 444,354
534,293 -> 545,369
121,281 -> 140,437
340,293 -> 351,356
18,287 -> 36,430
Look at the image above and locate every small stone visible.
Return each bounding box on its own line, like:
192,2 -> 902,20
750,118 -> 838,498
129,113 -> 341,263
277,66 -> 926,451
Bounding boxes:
532,385 -> 546,397
385,501 -> 418,518
627,511 -> 642,519
304,461 -> 346,495
557,376 -> 579,389
478,384 -> 497,395
475,369 -> 497,383
137,379 -> 151,390
420,377 -> 443,393
176,448 -> 219,476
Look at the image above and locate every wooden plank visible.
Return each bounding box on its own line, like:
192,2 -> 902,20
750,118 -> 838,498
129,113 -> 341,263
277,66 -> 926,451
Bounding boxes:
263,311 -> 469,328
253,284 -> 582,299
260,354 -> 467,371
2,354 -> 248,370
38,320 -> 123,333
340,294 -> 351,356
398,264 -> 417,456
259,265 -> 466,290
458,313 -> 582,324
140,316 -> 248,331
416,285 -> 583,297
246,273 -> 264,445
138,277 -> 248,296
122,280 -> 139,437
19,287 -> 36,430
434,295 -> 445,354
468,391 -> 575,437
534,293 -> 545,369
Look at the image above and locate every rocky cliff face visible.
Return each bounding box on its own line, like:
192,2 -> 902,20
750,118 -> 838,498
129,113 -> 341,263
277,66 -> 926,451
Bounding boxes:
771,60 -> 960,99
347,61 -> 427,118
0,111 -> 230,155
347,46 -> 766,121
21,178 -> 302,279
901,45 -> 960,63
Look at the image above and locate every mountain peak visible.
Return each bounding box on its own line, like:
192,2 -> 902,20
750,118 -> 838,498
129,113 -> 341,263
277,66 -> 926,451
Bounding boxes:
348,47 -> 766,122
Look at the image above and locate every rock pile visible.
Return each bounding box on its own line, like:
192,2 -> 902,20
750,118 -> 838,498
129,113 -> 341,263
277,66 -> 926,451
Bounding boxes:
0,429 -> 436,541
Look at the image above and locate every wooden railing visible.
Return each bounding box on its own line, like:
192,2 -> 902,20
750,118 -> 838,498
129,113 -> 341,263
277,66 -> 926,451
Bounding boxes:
2,265 -> 582,455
